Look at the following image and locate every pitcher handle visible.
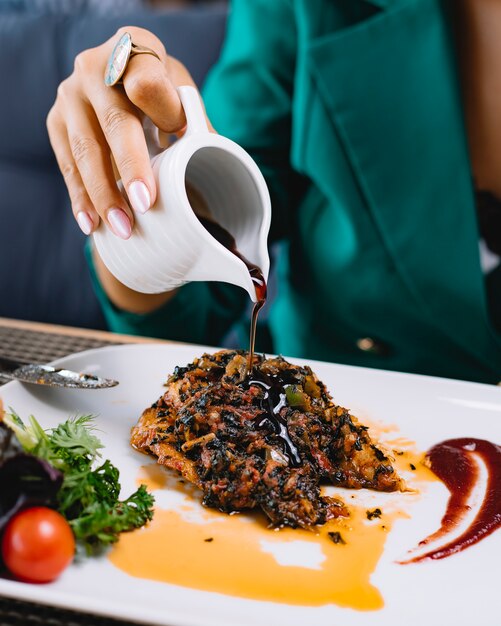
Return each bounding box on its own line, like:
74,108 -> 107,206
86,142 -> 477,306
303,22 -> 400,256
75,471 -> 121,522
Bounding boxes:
177,85 -> 210,136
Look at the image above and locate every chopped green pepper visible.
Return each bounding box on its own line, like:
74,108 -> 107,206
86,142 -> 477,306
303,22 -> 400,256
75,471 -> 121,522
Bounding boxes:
285,385 -> 308,409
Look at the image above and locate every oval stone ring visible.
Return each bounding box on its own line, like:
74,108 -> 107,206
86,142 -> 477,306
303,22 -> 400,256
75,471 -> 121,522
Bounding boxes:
104,31 -> 161,87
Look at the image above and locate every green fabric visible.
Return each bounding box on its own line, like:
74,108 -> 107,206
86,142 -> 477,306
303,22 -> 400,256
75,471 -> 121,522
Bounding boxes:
89,0 -> 501,383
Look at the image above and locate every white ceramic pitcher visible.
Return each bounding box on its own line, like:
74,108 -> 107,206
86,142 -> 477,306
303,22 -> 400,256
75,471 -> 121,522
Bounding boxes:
93,86 -> 271,301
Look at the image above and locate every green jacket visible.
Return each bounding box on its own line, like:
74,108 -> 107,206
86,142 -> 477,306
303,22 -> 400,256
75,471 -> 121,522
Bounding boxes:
91,0 -> 501,384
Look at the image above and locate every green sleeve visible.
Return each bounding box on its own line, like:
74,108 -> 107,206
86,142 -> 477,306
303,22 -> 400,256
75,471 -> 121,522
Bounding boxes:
202,0 -> 300,242
85,241 -> 246,344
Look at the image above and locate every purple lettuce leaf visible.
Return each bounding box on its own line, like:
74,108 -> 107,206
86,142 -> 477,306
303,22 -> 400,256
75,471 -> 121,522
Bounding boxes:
0,423 -> 63,534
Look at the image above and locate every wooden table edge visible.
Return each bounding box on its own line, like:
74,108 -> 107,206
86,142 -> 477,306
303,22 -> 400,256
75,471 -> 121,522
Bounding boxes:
0,317 -> 174,345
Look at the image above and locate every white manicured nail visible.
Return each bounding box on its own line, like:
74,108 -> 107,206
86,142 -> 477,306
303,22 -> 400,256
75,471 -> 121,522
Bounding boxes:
128,180 -> 151,214
76,211 -> 93,236
108,208 -> 132,240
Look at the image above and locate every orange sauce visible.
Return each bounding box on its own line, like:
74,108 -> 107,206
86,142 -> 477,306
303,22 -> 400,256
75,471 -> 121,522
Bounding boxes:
137,463 -> 168,491
111,432 -> 437,610
109,503 -> 401,610
110,467 -> 408,610
361,421 -> 439,485
391,449 -> 438,485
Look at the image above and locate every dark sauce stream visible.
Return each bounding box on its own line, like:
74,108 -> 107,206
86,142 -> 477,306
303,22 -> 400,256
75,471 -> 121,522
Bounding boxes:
198,216 -> 267,372
402,438 -> 501,563
198,215 -> 301,466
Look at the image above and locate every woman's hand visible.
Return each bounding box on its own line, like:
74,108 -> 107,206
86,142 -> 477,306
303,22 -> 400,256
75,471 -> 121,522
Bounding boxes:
47,27 -> 213,315
47,26 -> 207,239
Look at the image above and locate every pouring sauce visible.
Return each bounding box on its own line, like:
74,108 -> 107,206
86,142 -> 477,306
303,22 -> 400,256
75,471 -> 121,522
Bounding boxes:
197,216 -> 267,372
198,217 -> 305,466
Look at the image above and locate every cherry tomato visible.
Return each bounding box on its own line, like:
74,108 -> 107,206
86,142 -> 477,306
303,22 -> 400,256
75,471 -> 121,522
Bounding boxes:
1,507 -> 75,583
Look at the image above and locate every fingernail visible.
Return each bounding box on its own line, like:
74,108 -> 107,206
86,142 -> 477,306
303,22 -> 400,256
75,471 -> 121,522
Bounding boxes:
128,180 -> 151,214
76,211 -> 94,236
108,208 -> 132,240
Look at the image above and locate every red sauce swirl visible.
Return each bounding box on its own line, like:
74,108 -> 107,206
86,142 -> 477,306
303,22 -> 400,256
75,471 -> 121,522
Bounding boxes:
402,438 -> 501,563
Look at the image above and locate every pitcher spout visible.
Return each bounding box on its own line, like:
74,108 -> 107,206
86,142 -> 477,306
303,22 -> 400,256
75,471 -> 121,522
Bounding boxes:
184,244 -> 265,302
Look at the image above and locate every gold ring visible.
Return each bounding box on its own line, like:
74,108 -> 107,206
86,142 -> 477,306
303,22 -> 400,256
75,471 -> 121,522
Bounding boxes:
104,31 -> 161,87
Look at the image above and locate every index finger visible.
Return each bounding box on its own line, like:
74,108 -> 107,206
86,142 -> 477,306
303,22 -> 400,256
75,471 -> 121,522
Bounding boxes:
89,85 -> 157,212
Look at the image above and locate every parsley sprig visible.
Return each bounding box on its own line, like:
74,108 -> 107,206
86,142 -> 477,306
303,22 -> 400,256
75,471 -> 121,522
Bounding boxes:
4,412 -> 154,553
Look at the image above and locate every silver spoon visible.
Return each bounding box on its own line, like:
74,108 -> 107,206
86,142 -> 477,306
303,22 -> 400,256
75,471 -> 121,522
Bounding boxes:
0,356 -> 119,389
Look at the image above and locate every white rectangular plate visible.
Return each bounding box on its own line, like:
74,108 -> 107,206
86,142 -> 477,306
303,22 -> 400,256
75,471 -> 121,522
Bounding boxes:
0,343 -> 500,626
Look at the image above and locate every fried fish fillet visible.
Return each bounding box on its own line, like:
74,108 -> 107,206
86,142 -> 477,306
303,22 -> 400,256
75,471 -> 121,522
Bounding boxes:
131,350 -> 404,528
